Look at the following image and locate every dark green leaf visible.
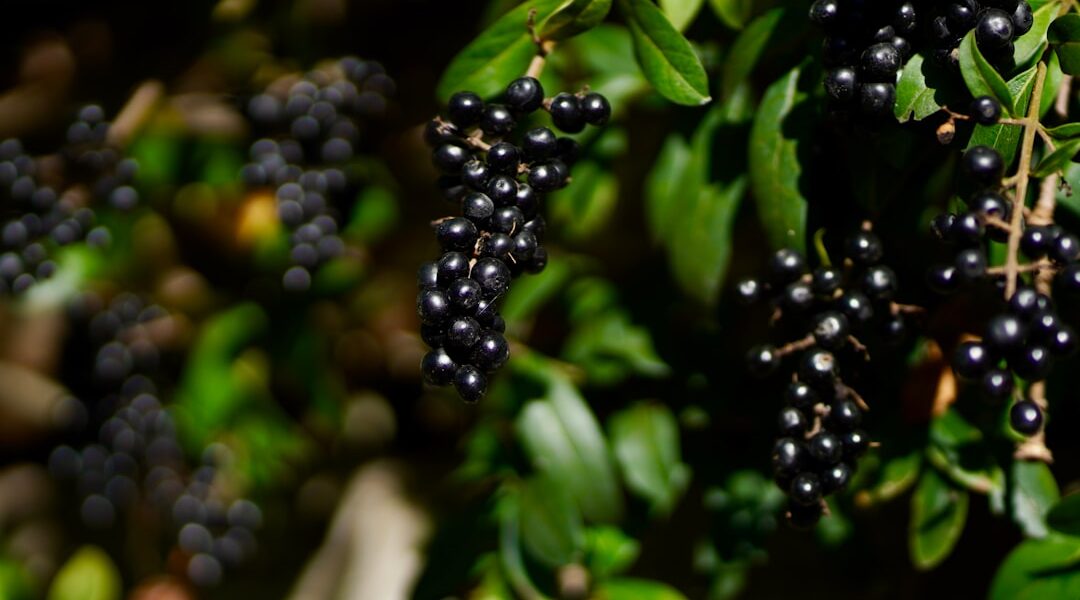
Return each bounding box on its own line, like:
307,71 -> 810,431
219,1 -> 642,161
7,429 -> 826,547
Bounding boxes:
540,0 -> 614,41
645,132 -> 692,241
958,32 -> 1014,113
496,493 -> 547,600
548,159 -> 619,240
518,475 -> 586,567
989,535 -> 1080,600
659,0 -> 704,31
749,65 -> 810,253
1050,14 -> 1080,75
1011,461 -> 1060,538
856,451 -> 922,506
0,558 -> 32,600
910,469 -> 969,570
719,9 -> 788,102
895,54 -> 942,122
515,366 -> 623,522
595,578 -> 688,600
618,0 -> 711,105
437,0 -> 564,101
47,547 -> 121,600
609,403 -> 690,515
709,0 -> 752,29
562,310 -> 670,385
1047,493 -> 1080,536
346,185 -> 397,244
926,409 -> 1004,497
1046,123 -> 1080,139
1033,138 -> 1080,177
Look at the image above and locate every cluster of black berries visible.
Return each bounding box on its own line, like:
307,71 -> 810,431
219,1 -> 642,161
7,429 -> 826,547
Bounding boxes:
52,293 -> 261,588
242,57 -> 394,291
418,76 -> 609,402
739,233 -> 910,527
811,1 -> 917,118
928,145 -> 1078,437
925,0 -> 1033,70
810,1 -> 1034,118
0,105 -> 133,295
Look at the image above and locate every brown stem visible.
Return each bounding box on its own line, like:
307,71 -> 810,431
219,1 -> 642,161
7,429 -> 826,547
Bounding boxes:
1004,62 -> 1048,300
106,80 -> 164,148
1056,75 -> 1073,119
985,260 -> 1055,276
776,335 -> 815,357
1031,173 -> 1060,226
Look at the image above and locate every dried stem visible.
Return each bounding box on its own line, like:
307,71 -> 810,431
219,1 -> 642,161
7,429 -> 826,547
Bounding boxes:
106,80 -> 164,148
524,10 -> 556,80
776,335 -> 815,357
1004,62 -> 1048,300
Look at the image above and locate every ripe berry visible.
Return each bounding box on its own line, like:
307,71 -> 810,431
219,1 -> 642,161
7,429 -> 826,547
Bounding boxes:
1051,233 -> 1080,264
950,212 -> 985,246
580,93 -> 611,126
984,314 -> 1026,353
432,144 -> 470,174
486,142 -> 520,174
528,163 -> 564,192
454,366 -> 487,403
772,437 -> 805,477
808,431 -> 843,465
1009,286 -> 1050,320
826,398 -> 861,432
436,217 -> 478,252
981,368 -> 1014,401
462,192 -> 495,223
447,92 -> 484,127
511,231 -> 538,261
504,77 -> 544,113
895,3 -> 917,35
954,248 -> 987,282
837,291 -> 874,325
768,248 -> 807,284
808,0 -> 840,28
1021,226 -> 1053,258
480,233 -> 513,260
735,278 -> 763,305
825,68 -> 858,102
841,429 -> 870,459
514,184 -> 539,218
487,176 -> 519,207
963,146 -> 1004,186
845,231 -> 883,265
785,382 -> 819,413
1059,264 -> 1080,293
479,104 -> 514,136
418,262 -> 439,289
437,252 -> 471,286
522,127 -> 558,160
859,83 -> 896,117
862,265 -> 898,300
782,282 -> 815,313
820,463 -> 852,494
812,267 -> 841,296
811,311 -> 850,350
1048,325 -> 1077,357
1009,345 -> 1052,381
931,213 -> 956,241
549,93 -> 585,133
928,265 -> 960,294
747,344 -> 780,377
790,473 -> 822,506
1012,2 -> 1034,36
976,9 -> 1015,51
526,247 -> 548,274
799,349 -> 838,388
490,206 -> 525,235
446,317 -> 482,354
970,96 -> 1001,126
1009,400 -> 1043,436
778,406 -> 808,437
473,330 -> 510,372
860,43 -> 902,81
447,278 -> 482,314
471,258 -> 512,298
953,341 -> 993,379
417,289 -> 452,326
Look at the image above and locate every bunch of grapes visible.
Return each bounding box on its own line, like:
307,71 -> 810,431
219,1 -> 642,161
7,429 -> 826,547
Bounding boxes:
241,56 -> 394,291
418,76 -> 610,402
0,105 -> 135,295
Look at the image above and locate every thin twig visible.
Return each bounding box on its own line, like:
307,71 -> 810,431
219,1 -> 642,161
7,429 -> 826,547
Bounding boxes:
1004,62 -> 1048,300
106,80 -> 164,148
776,335 -> 815,357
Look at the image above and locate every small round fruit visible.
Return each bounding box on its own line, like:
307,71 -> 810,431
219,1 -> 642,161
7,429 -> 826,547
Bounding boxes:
768,248 -> 807,284
859,43 -> 902,82
772,437 -> 805,477
473,330 -> 510,372
1009,400 -> 1043,436
953,341 -> 994,379
984,314 -> 1026,353
1010,345 -> 1052,381
970,96 -> 1001,126
821,462 -> 853,494
785,382 -> 819,413
471,258 -> 513,298
841,429 -> 870,459
811,311 -> 850,350
808,431 -> 843,465
825,68 -> 858,103
580,93 -> 611,126
448,91 -> 484,127
417,289 -> 452,326
747,344 -> 780,377
778,406 -> 808,437
859,83 -> 896,117
735,278 -> 763,305
826,398 -> 862,432
453,366 -> 487,403
927,265 -> 960,294
421,348 -> 457,386
976,9 -> 1015,51
789,472 -> 823,506
962,145 -> 1004,186
504,77 -> 545,113
549,93 -> 585,133
845,231 -> 884,265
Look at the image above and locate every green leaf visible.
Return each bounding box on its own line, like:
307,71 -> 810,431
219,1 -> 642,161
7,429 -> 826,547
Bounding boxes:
958,32 -> 1014,114
585,526 -> 641,578
645,132 -> 692,241
1013,1 -> 1056,70
909,469 -> 969,570
967,65 -> 1039,169
659,0 -> 703,31
719,9 -> 788,102
540,0 -> 613,41
1050,14 -> 1080,75
709,0 -> 752,29
856,451 -> 922,506
515,366 -> 624,522
1033,138 -> 1080,178
562,310 -> 671,385
518,475 -> 586,567
618,0 -> 711,105
346,185 -> 398,244
0,558 -> 33,600
437,0 -> 564,101
895,54 -> 942,122
1047,493 -> 1080,536
1046,123 -> 1080,139
926,409 -> 1004,497
609,403 -> 690,515
496,493 -> 549,600
48,547 -> 121,600
749,65 -> 810,253
595,578 -> 688,600
548,159 -> 619,241
989,535 -> 1080,600
1011,461 -> 1060,539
